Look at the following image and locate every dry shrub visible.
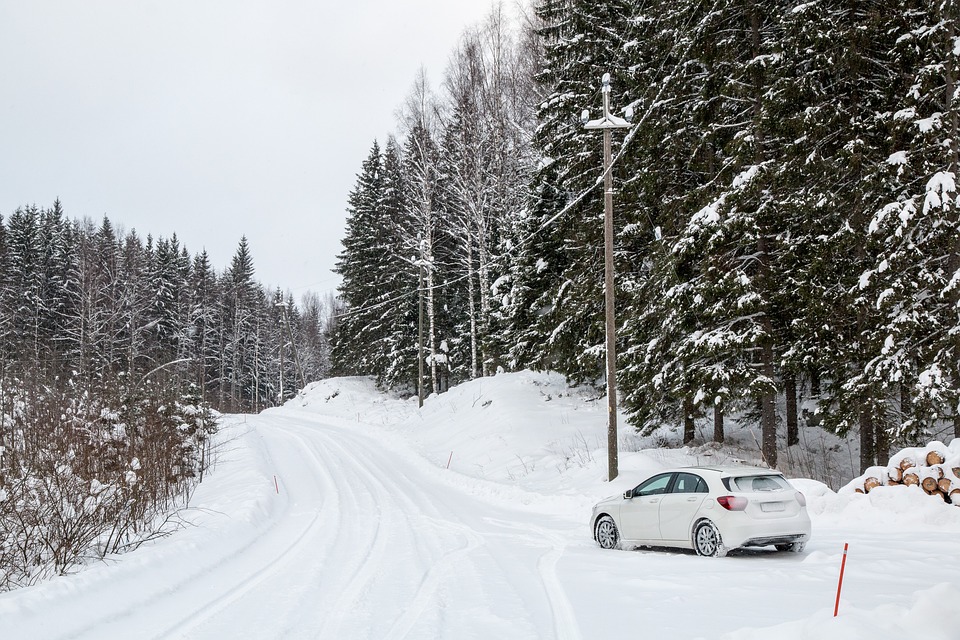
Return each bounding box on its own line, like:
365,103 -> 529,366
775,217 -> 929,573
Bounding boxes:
0,377 -> 217,590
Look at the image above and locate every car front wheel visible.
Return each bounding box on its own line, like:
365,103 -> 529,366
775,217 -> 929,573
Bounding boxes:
595,515 -> 620,550
694,521 -> 726,557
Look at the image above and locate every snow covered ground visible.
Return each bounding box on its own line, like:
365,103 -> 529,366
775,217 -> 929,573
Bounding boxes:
3,371 -> 960,639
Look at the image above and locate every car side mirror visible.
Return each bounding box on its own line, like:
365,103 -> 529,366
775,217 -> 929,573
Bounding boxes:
624,489 -> 634,499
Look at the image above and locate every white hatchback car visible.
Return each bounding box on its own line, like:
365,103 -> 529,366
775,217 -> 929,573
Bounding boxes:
590,466 -> 811,556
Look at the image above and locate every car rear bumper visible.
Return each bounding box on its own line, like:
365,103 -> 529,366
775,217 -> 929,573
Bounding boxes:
739,533 -> 808,547
717,514 -> 811,550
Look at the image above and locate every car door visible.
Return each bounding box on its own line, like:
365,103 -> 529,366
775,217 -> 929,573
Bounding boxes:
657,472 -> 709,541
620,473 -> 674,542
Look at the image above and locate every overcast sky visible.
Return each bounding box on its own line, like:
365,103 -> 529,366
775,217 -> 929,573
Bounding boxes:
0,0 -> 503,298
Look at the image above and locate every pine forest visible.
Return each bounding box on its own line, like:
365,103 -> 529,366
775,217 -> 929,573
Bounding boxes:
331,0 -> 960,476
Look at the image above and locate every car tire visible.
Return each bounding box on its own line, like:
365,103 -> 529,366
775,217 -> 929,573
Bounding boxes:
775,542 -> 806,553
595,515 -> 620,550
694,520 -> 726,557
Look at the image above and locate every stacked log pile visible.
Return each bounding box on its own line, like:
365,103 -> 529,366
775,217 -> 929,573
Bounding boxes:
853,440 -> 960,505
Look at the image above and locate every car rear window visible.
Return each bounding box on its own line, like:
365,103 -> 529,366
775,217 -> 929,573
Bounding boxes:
727,474 -> 790,492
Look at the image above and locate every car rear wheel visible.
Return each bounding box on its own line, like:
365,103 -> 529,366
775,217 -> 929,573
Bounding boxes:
595,515 -> 620,550
694,521 -> 726,557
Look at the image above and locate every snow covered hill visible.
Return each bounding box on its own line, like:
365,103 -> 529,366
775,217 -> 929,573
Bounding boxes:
3,371 -> 960,639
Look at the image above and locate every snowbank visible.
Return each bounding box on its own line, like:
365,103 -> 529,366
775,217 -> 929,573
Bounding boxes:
285,372 -> 960,535
724,583 -> 960,640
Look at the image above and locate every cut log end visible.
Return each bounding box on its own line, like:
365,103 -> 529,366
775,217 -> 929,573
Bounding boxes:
921,477 -> 940,495
926,451 -> 946,466
938,478 -> 953,494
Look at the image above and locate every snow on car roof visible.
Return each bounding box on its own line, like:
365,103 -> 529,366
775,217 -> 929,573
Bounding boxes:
677,465 -> 781,476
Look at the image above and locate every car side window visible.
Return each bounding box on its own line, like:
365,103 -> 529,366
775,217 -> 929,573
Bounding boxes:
671,472 -> 707,494
635,473 -> 673,496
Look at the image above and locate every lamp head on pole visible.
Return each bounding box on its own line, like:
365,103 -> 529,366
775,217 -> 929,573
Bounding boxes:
583,72 -> 631,131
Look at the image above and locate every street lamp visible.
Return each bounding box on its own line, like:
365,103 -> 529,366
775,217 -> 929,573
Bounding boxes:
583,72 -> 631,481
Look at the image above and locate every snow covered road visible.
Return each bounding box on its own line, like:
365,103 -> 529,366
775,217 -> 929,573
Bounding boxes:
2,410 -> 589,640
5,374 -> 960,639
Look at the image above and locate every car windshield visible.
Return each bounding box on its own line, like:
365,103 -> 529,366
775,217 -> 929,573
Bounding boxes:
728,474 -> 790,493
635,473 -> 672,496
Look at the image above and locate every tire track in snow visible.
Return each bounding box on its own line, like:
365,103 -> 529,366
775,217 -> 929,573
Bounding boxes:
48,422 -> 337,640
313,424 -> 572,639
306,426 -> 510,639
152,426 -> 343,639
378,519 -> 486,640
308,425 -> 497,640
151,414 -> 580,640
311,430 -> 407,639
479,517 -> 584,640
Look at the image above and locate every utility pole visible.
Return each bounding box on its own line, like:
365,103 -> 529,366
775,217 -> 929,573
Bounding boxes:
417,236 -> 426,408
583,73 -> 632,482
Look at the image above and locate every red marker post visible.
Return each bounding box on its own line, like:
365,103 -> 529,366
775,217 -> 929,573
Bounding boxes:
446,452 -> 453,469
834,542 -> 849,617
274,475 -> 280,494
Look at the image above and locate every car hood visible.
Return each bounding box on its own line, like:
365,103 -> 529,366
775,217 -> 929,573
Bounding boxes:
593,494 -> 622,509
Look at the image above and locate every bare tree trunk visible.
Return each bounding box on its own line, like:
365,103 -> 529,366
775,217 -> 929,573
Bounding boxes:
467,242 -> 479,379
785,373 -> 799,447
713,403 -> 724,444
683,396 -> 695,445
477,229 -> 493,377
760,347 -> 778,469
426,246 -> 438,395
859,409 -> 875,473
900,381 -> 913,427
945,0 -> 960,439
751,9 -> 777,469
876,418 -> 890,466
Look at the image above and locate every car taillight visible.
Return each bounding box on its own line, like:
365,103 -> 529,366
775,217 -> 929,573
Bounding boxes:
717,496 -> 748,511
795,491 -> 807,506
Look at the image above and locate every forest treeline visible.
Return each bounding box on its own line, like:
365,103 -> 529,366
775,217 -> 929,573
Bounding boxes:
331,0 -> 960,473
0,200 -> 331,587
0,201 -> 330,411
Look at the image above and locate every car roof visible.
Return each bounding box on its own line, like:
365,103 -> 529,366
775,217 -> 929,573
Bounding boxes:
665,465 -> 782,477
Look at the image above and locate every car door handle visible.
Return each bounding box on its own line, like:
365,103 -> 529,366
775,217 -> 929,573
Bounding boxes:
649,498 -> 660,503
686,497 -> 699,502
